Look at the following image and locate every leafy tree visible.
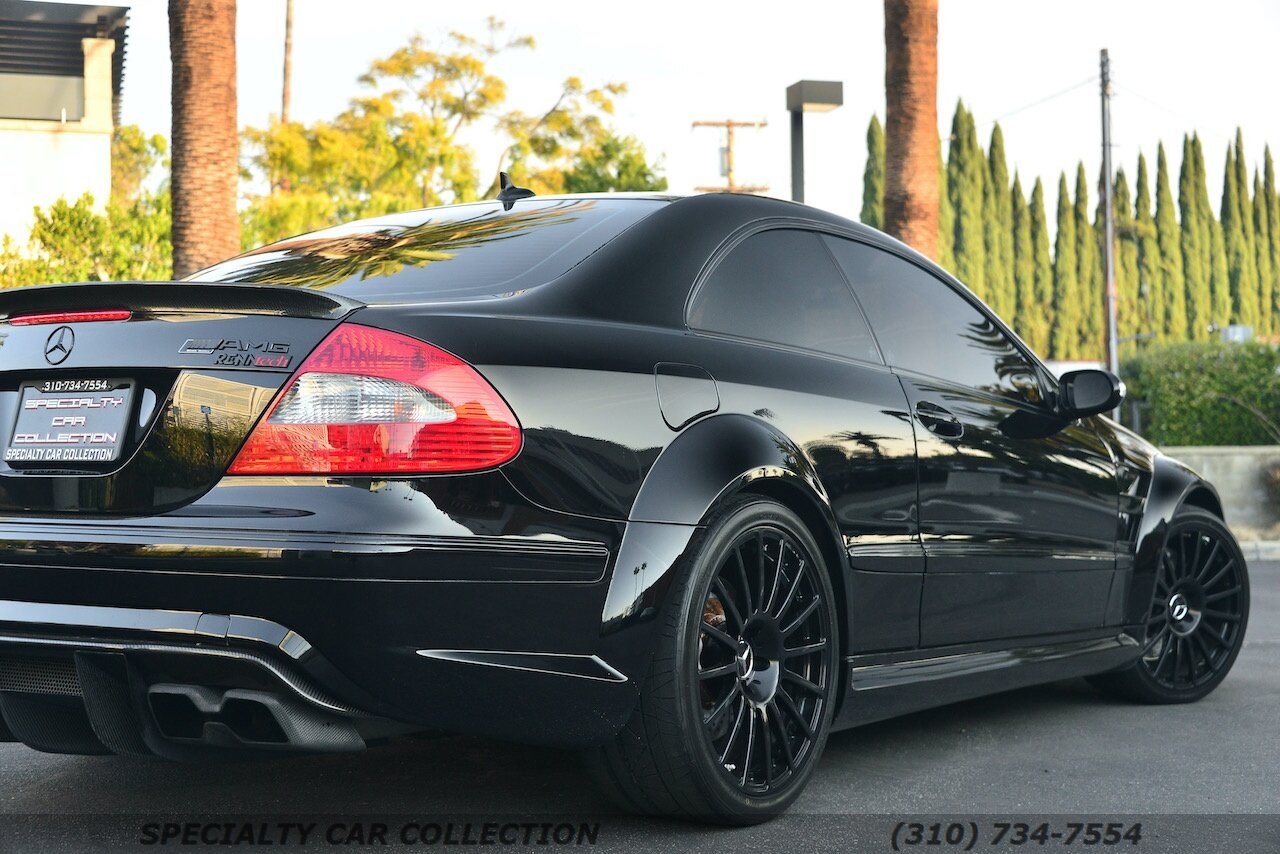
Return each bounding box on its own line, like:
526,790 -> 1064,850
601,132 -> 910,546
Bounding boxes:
1155,144 -> 1187,340
946,101 -> 986,297
1051,172 -> 1080,359
983,124 -> 1014,321
1028,177 -> 1054,357
860,114 -> 885,229
1179,135 -> 1212,340
1075,163 -> 1102,360
561,132 -> 667,193
1134,153 -> 1164,341
111,125 -> 167,205
1011,174 -> 1043,351
242,20 -> 655,247
0,191 -> 171,287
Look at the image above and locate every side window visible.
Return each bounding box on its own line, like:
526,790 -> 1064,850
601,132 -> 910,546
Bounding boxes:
688,229 -> 882,364
823,235 -> 1041,401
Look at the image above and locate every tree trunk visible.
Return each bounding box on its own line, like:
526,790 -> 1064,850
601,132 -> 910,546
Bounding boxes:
882,0 -> 939,259
169,0 -> 240,277
282,0 -> 293,123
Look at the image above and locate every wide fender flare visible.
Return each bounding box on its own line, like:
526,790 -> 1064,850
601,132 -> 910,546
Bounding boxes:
595,414 -> 840,693
1125,453 -> 1223,625
629,413 -> 831,525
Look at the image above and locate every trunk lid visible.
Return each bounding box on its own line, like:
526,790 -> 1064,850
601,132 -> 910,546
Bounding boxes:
0,282 -> 360,515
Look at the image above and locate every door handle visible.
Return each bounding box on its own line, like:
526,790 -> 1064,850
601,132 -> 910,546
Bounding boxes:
914,401 -> 964,438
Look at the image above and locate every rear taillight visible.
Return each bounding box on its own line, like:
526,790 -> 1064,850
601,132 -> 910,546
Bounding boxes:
9,310 -> 131,325
228,324 -> 521,475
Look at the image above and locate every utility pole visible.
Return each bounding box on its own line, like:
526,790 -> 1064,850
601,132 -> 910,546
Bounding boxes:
281,0 -> 294,123
1100,48 -> 1118,384
692,119 -> 768,193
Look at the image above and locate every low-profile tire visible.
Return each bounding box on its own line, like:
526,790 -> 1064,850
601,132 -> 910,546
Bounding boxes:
587,495 -> 839,824
1089,506 -> 1249,704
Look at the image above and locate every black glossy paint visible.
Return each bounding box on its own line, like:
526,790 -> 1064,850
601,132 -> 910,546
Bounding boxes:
0,192 -> 1238,753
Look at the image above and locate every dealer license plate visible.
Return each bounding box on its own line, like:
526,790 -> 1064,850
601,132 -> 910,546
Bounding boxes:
5,378 -> 135,464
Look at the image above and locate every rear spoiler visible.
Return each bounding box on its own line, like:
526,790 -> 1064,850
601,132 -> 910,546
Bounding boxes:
0,282 -> 363,322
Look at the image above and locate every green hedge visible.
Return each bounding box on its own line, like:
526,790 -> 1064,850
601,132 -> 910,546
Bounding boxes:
1120,342 -> 1280,446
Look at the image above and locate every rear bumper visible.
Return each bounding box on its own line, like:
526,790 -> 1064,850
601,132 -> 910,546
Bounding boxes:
0,475 -> 698,752
0,562 -> 640,750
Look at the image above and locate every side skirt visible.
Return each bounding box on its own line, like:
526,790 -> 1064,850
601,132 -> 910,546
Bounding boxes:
832,630 -> 1141,729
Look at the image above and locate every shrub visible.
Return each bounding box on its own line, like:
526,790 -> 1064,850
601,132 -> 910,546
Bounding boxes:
1121,341 -> 1280,446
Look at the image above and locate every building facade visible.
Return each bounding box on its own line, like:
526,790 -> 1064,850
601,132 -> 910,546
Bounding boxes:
0,1 -> 128,245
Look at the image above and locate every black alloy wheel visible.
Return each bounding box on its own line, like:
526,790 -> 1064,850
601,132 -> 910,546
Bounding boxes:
1090,506 -> 1249,703
587,496 -> 839,823
1141,516 -> 1247,691
696,526 -> 832,796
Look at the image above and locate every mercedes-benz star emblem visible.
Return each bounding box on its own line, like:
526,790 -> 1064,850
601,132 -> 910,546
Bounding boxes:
44,325 -> 74,365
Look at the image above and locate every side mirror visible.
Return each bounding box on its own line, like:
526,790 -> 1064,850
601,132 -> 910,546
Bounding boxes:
1057,369 -> 1124,418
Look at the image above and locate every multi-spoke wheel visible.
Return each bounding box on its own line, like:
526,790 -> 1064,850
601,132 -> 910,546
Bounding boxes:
1090,507 -> 1249,703
587,496 -> 838,823
697,527 -> 832,796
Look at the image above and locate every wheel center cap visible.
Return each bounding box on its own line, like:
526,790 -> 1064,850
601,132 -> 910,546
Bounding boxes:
735,641 -> 754,679
1167,591 -> 1201,636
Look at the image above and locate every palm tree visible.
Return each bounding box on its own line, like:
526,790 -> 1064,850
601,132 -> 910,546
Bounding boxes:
882,0 -> 939,259
169,0 -> 240,277
281,0 -> 294,123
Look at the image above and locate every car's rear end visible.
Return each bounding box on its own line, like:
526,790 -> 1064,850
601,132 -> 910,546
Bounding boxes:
0,197 -> 671,757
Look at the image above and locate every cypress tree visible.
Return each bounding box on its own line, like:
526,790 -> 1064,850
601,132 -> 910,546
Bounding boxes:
860,115 -> 885,230
1029,177 -> 1054,356
1179,135 -> 1212,340
1254,170 -> 1274,337
1075,163 -> 1102,360
1011,173 -> 1043,351
1222,141 -> 1261,329
1134,153 -> 1164,340
1113,168 -> 1141,355
1052,173 -> 1080,359
1155,144 -> 1187,340
1266,147 -> 1280,334
984,124 -> 1015,321
1234,130 -> 1258,268
937,138 -> 955,274
946,101 -> 986,297
1194,135 -> 1232,331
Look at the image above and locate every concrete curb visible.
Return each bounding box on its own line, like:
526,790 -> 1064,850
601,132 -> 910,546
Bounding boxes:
1238,541 -> 1280,562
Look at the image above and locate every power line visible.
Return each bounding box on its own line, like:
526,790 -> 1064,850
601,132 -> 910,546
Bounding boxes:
985,75 -> 1098,127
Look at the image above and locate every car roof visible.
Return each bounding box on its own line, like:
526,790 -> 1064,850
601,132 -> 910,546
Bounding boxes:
188,191 -> 943,327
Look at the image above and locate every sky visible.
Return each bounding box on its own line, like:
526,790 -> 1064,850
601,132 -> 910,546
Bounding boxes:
92,0 -> 1280,219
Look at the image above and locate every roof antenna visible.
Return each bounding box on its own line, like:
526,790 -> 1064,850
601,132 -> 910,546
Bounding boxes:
496,172 -> 535,210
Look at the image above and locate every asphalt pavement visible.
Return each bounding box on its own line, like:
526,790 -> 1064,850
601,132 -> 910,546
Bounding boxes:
1,563 -> 1276,853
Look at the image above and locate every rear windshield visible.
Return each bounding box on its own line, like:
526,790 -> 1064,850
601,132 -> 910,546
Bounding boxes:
187,198 -> 664,302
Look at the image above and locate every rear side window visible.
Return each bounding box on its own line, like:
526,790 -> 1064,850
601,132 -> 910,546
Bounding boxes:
688,229 -> 882,364
823,235 -> 1040,398
187,199 -> 663,302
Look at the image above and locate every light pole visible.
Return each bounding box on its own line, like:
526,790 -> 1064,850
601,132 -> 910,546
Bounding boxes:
786,80 -> 843,203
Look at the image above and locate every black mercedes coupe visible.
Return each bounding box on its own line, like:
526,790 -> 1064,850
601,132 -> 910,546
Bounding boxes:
0,187 -> 1249,823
